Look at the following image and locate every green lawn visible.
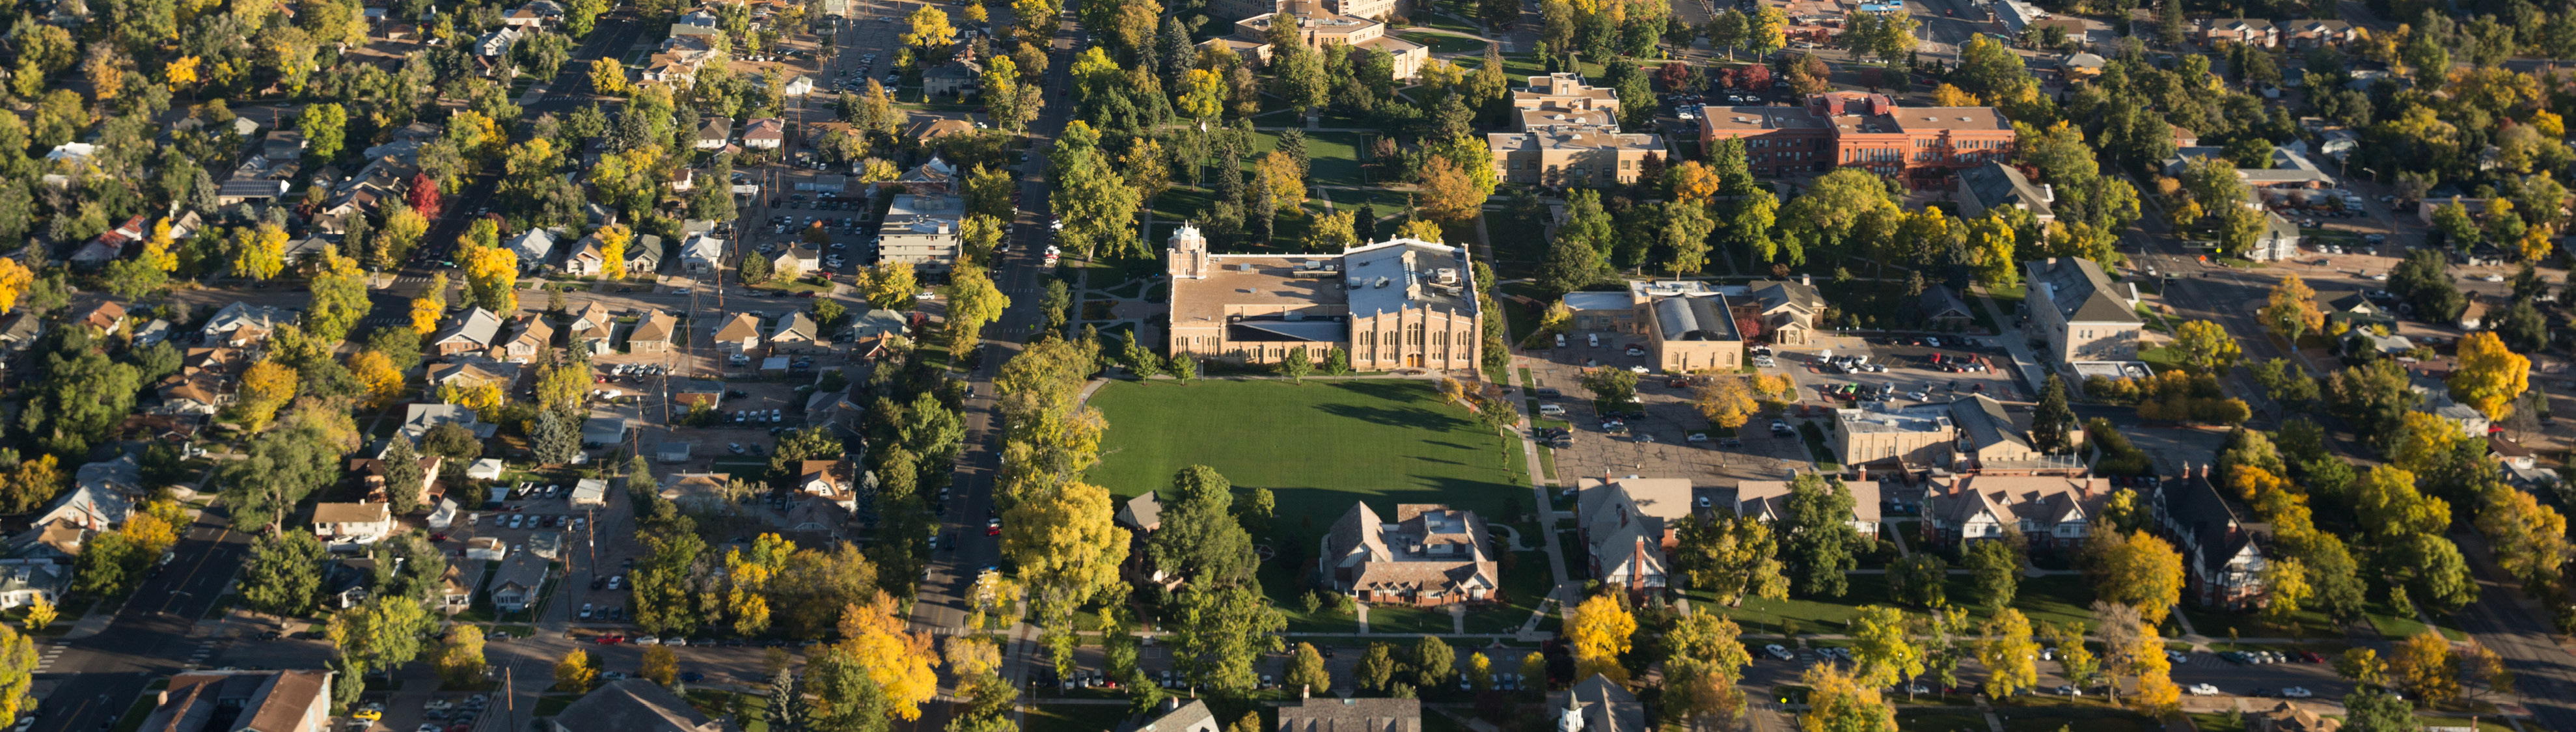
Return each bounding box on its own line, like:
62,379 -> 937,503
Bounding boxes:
2189,712 -> 2247,732
1484,209 -> 1550,280
1393,31 -> 1492,53
1025,703 -> 1138,732
1091,379 -> 1524,617
1694,572 -> 2095,634
1367,605 -> 1457,634
1248,131 -> 1369,187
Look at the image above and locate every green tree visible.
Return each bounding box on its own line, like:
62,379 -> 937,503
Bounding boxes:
1848,606 -> 1925,686
1284,642 -> 1332,694
1279,346 -> 1312,382
241,530 -> 325,617
2031,374 -> 2074,453
1782,474 -> 1865,597
1964,536 -> 2023,610
1887,554 -> 1947,608
1410,635 -> 1455,689
302,103 -> 348,161
327,594 -> 432,675
2172,319 -> 2243,374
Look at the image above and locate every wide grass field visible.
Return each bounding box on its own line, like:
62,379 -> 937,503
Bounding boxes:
1088,379 -> 1526,621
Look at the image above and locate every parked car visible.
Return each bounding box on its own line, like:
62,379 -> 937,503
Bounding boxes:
2187,684 -> 2221,696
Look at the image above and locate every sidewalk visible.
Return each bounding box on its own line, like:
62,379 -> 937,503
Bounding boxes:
1967,286 -> 2048,396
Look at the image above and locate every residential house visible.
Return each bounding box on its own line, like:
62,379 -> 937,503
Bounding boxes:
581,414 -> 628,448
546,679 -> 731,732
72,215 -> 149,267
131,319 -> 172,347
497,316 -> 555,363
1735,476 -> 1883,539
1120,699 -> 1219,732
2246,703 -> 2340,732
439,565 -> 474,613
899,155 -> 959,195
75,301 -> 129,333
1273,698 -> 1419,732
0,313 -> 42,352
2152,466 -> 2273,610
312,502 -> 395,545
2024,257 -> 2141,365
784,75 -> 815,96
771,312 -> 823,354
1576,476 -> 1693,592
402,403 -> 498,439
712,314 -> 763,357
0,562 -> 69,610
139,670 -> 336,732
1924,474 -> 2113,549
659,473 -> 734,511
1920,285 -> 1974,328
1319,503 -> 1498,606
430,308 -> 505,357
797,460 -> 855,512
695,118 -> 732,150
566,301 -> 614,347
422,360 -> 523,403
771,246 -> 821,277
501,0 -> 563,29
2249,211 -> 2300,262
1116,493 -> 1164,533
2203,18 -> 2281,47
680,233 -> 725,274
2281,19 -> 2360,48
1548,675 -> 1643,732
565,236 -> 612,277
671,379 -> 724,409
489,554 -> 551,612
323,558 -> 377,609
474,27 -> 522,57
33,455 -> 137,532
843,308 -> 909,341
629,309 -> 679,353
156,373 -> 228,416
1956,162 -> 2057,224
262,130 -> 307,162
505,228 -> 558,269
199,302 -> 296,346
743,118 -> 787,150
921,59 -> 981,98
626,234 -> 665,275
1744,277 -> 1827,347
350,450 -> 443,508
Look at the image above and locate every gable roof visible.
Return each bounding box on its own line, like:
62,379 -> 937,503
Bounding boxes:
556,679 -> 724,732
1117,493 -> 1164,530
631,309 -> 679,343
713,313 -> 762,343
1276,698 -> 1421,732
433,308 -> 505,347
2025,257 -> 2141,324
1961,162 -> 2055,219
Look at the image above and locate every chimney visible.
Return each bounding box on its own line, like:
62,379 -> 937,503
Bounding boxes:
1857,465 -> 1867,481
1302,685 -> 1311,699
1800,273 -> 1813,286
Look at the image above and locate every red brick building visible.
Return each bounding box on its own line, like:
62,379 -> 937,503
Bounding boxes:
1697,92 -> 2017,188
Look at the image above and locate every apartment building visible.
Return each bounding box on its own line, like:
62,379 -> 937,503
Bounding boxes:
1488,129 -> 1668,187
1698,92 -> 2016,186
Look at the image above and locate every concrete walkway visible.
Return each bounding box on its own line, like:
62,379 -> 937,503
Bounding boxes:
1967,285 -> 2049,396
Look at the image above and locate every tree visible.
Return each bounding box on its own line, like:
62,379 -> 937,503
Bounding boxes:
1978,608 -> 2040,698
305,245 -> 371,344
1565,594 -> 1636,683
1580,367 -> 1638,406
945,265 -> 1011,359
641,644 -> 678,686
2450,332 -> 2530,422
1781,474 -> 1865,597
1285,642 -> 1332,694
328,594 -> 432,675
20,597 -> 52,632
1887,554 -> 1947,608
2171,320 -> 2242,375
2475,484 -> 2571,598
1799,663 -> 1897,732
2032,375 -> 2074,454
303,103 -> 348,161
1145,467 -> 1257,588
2389,630 -> 2459,705
2079,530 -> 2185,625
0,626 -> 30,722
2344,691 -> 2414,732
862,262 -> 920,311
241,530 -> 325,617
2262,274 -> 2324,344
740,252 -> 774,284
1416,155 -> 1488,225
233,360 -> 299,432
1410,635 -> 1455,688
1279,346 -> 1312,382
1964,536 -> 2023,609
589,57 -> 629,95
234,223 -> 289,281
1848,606 -> 1925,686
1693,377 -> 1759,429
1354,644 -> 1397,692
436,624 -> 487,686
1672,513 -> 1788,606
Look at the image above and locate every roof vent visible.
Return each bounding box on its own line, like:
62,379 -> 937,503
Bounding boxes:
1374,277 -> 1390,289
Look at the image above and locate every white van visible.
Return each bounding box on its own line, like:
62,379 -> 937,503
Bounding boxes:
1554,333 -> 1567,348
1587,333 -> 1600,347
1538,403 -> 1565,416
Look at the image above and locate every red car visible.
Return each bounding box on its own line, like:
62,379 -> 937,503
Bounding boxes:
594,635 -> 625,645
985,518 -> 1002,536
428,533 -> 448,543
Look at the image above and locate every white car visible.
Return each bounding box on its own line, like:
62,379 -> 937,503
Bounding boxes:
2483,274 -> 2507,282
1686,432 -> 1708,442
1628,365 -> 1649,374
2187,683 -> 2221,696
2281,687 -> 2312,698
2167,650 -> 2188,664
1762,644 -> 1794,660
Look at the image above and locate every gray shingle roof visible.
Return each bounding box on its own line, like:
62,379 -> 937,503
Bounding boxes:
553,679 -> 726,732
2025,258 -> 2141,324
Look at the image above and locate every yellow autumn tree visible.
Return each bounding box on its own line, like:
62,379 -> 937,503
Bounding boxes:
233,359 -> 299,431
2449,331 -> 2530,422
1565,594 -> 1637,683
143,219 -> 178,272
0,258 -> 30,315
439,381 -> 506,420
348,350 -> 405,409
598,224 -> 630,280
2127,622 -> 2182,717
411,273 -> 448,334
1931,83 -> 1978,107
166,56 -> 202,89
234,223 -> 289,280
836,591 -> 939,720
459,241 -> 521,314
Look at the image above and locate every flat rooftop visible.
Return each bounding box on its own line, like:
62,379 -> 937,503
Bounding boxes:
1172,256 -> 1349,329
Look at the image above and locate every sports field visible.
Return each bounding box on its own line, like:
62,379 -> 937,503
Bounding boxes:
1086,379 -> 1524,534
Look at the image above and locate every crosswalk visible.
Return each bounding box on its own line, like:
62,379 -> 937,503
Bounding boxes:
181,638 -> 226,670
33,641 -> 64,671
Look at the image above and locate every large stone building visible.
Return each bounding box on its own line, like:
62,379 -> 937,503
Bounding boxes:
1612,281 -> 1746,373
1199,0 -> 1427,81
1319,502 -> 1498,607
878,192 -> 964,273
1697,92 -> 2016,187
2152,466 -> 2273,610
1165,225 -> 1483,371
2023,257 -> 2142,365
1488,129 -> 1668,187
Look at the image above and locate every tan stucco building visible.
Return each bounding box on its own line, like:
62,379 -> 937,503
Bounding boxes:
1488,129 -> 1668,187
2024,257 -> 2142,365
1166,224 -> 1482,372
1511,74 -> 1622,130
1619,281 -> 1745,373
1831,404 -> 1957,469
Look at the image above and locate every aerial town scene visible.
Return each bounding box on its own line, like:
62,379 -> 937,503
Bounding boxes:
0,0 -> 2568,729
